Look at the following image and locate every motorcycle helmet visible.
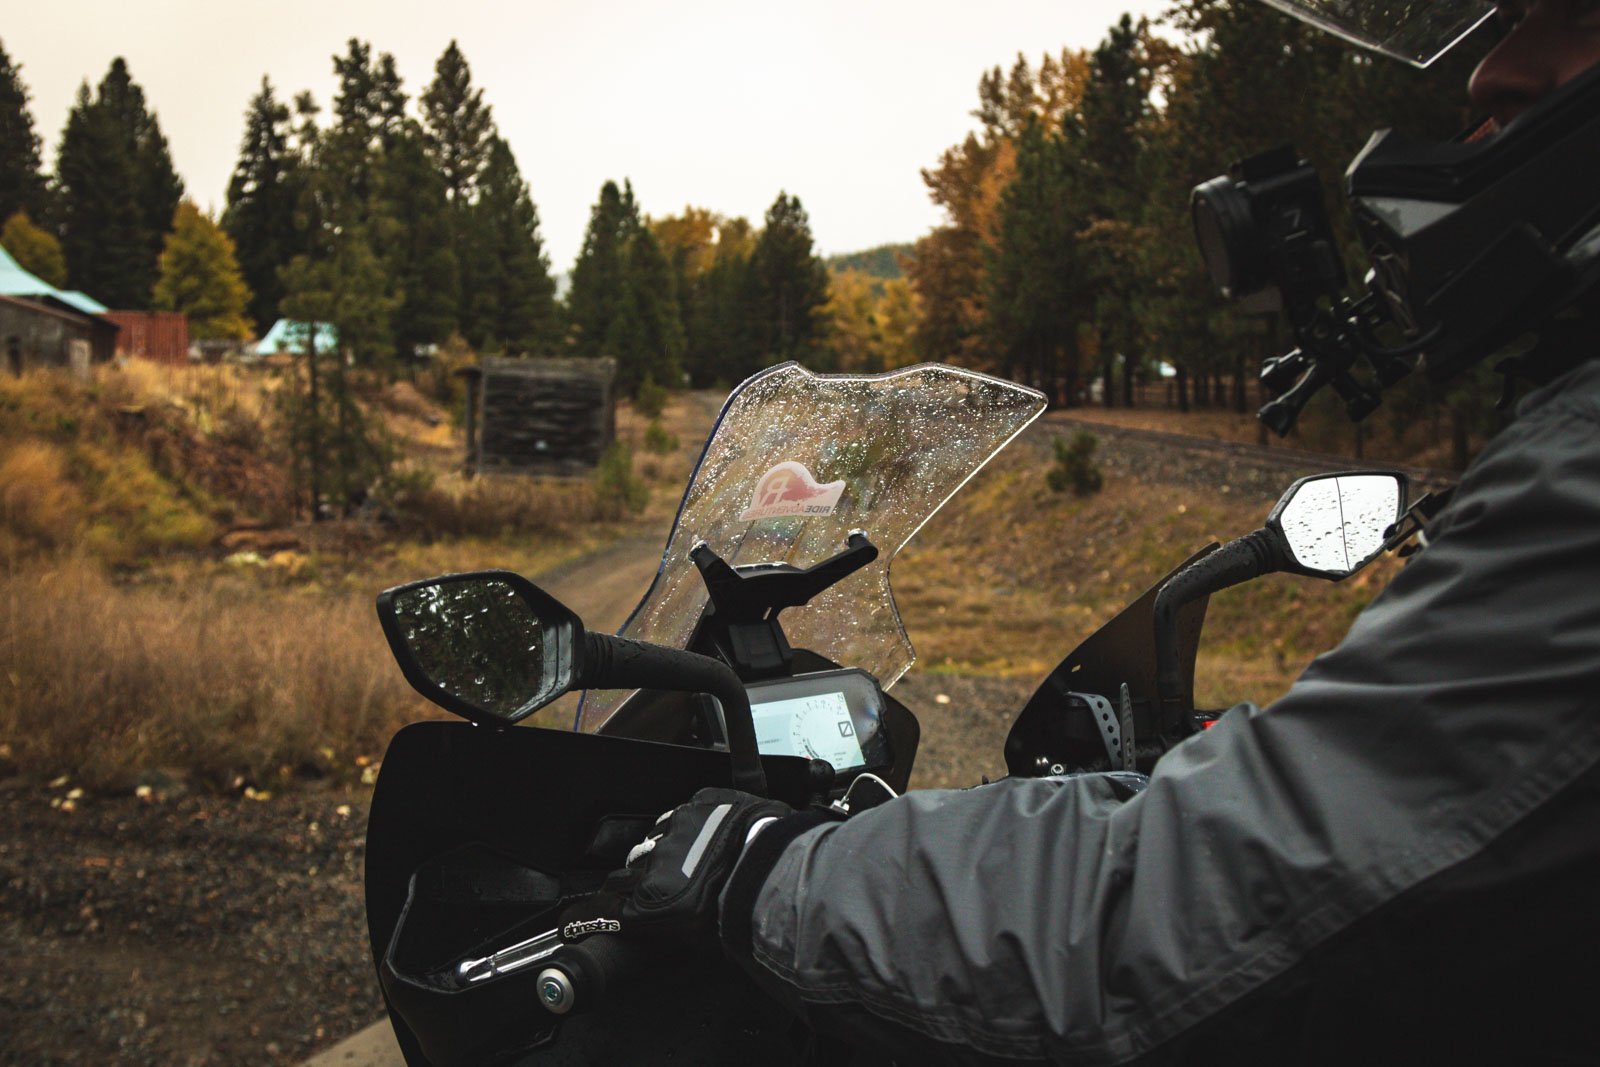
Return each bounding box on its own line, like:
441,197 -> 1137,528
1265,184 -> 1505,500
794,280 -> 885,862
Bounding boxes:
1192,0 -> 1600,432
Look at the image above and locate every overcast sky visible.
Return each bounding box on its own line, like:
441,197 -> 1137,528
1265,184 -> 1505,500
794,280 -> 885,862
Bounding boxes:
7,0 -> 1176,273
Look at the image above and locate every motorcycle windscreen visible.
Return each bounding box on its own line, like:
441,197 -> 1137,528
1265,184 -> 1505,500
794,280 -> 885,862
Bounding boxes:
578,363 -> 1046,733
1257,0 -> 1493,67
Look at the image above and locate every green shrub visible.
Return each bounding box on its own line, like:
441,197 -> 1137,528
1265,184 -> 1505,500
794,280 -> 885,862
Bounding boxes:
633,376 -> 668,420
595,441 -> 649,516
1047,430 -> 1104,496
643,418 -> 678,455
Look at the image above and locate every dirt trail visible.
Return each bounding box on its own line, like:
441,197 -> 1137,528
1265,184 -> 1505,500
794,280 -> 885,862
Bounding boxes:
537,531 -> 664,632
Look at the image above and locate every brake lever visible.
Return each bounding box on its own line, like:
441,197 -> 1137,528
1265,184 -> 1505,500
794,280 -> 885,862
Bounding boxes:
456,926 -> 563,985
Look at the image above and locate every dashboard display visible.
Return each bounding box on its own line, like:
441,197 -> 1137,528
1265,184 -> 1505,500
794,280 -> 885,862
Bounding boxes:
751,690 -> 865,769
742,668 -> 890,775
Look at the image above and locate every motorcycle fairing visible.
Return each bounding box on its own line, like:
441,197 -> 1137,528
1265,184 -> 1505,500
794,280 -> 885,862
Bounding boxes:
1005,548 -> 1217,776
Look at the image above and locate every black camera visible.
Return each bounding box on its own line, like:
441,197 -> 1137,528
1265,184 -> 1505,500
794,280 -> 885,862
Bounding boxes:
1192,146 -> 1390,436
1191,64 -> 1600,436
1192,146 -> 1345,317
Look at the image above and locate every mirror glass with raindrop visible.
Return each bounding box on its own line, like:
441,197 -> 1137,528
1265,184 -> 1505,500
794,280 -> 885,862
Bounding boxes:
391,579 -> 547,719
1279,474 -> 1402,576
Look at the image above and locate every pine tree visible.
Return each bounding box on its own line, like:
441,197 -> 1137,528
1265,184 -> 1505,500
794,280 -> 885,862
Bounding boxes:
683,217 -> 757,387
748,192 -> 830,368
384,126 -> 459,359
332,41 -> 407,165
152,201 -> 253,341
222,78 -> 300,332
0,39 -> 48,224
419,41 -> 498,338
279,229 -> 399,519
985,117 -> 1082,397
0,211 -> 66,288
421,41 -> 495,207
318,39 -> 408,230
651,207 -> 729,383
55,59 -> 183,308
605,227 -> 684,393
1077,16 -> 1156,407
464,137 -> 556,354
312,41 -> 412,366
567,180 -> 642,357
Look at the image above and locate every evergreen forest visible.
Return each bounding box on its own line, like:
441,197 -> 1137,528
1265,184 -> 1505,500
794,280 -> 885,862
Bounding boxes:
0,4 -> 1499,460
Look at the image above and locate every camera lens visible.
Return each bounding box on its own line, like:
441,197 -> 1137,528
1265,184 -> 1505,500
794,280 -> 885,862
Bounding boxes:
1191,175 -> 1261,299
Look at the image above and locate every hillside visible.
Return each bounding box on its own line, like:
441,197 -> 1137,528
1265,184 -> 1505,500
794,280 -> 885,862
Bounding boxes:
825,242 -> 915,279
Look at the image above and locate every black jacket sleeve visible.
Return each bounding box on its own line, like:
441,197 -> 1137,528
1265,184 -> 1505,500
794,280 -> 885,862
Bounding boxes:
720,361 -> 1600,1064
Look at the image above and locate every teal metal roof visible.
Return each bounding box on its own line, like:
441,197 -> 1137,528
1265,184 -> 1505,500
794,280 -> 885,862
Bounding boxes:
0,243 -> 54,296
255,318 -> 339,356
0,243 -> 109,315
55,290 -> 109,315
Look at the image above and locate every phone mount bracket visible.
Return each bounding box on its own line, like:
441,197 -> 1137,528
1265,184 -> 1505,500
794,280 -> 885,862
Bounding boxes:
690,532 -> 879,681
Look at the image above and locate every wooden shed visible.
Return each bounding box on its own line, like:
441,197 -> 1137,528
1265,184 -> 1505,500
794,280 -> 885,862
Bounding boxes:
1,293 -> 120,377
460,357 -> 618,476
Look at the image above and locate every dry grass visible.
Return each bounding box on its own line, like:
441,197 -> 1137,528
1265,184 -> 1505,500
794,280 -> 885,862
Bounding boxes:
0,440 -> 85,553
0,559 -> 433,791
0,366 -> 298,564
895,447 -> 1400,708
387,472 -> 609,539
112,359 -> 276,431
0,386 -> 713,791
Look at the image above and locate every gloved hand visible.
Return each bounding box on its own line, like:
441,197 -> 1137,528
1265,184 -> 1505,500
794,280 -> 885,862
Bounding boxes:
560,788 -> 793,944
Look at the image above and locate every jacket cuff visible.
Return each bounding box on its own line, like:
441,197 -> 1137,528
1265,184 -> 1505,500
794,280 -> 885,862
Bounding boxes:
719,809 -> 835,963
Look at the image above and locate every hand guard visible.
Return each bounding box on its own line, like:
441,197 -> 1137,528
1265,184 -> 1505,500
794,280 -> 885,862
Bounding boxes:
560,788 -> 793,943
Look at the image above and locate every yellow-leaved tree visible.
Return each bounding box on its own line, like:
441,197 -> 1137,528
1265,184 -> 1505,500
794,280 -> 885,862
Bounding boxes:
152,200 -> 253,340
1,211 -> 67,288
822,269 -> 921,373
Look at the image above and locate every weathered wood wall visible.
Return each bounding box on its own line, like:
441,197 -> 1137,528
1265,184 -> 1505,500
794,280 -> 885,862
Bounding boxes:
0,294 -> 118,375
465,357 -> 617,476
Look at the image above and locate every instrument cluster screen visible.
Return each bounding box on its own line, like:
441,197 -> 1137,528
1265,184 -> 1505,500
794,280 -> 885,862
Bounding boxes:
743,668 -> 890,775
751,690 -> 865,770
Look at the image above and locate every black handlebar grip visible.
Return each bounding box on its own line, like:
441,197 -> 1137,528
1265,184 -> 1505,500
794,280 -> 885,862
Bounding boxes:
566,933 -> 639,1001
539,934 -> 644,1015
581,632 -> 768,797
1152,528 -> 1289,735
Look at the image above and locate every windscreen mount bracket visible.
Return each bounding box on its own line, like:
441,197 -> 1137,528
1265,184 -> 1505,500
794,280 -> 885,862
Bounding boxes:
690,532 -> 879,680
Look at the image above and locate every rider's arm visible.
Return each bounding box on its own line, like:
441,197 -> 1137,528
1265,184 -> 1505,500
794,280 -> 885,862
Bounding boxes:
718,362 -> 1600,1063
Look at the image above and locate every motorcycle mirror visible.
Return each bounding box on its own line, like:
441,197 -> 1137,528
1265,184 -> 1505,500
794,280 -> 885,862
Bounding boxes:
1153,469 -> 1406,745
1266,471 -> 1407,580
376,571 -> 581,726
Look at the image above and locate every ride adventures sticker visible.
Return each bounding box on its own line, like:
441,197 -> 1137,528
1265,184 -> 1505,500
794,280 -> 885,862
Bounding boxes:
738,462 -> 846,521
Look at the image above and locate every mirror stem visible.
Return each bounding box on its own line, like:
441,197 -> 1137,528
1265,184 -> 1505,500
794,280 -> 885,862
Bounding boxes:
1153,528 -> 1289,739
579,634 -> 768,797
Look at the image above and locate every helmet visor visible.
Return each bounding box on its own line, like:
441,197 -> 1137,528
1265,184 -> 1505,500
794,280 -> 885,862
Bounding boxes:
1258,0 -> 1495,67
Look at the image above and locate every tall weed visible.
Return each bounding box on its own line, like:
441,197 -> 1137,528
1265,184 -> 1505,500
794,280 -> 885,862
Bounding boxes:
0,561 -> 429,790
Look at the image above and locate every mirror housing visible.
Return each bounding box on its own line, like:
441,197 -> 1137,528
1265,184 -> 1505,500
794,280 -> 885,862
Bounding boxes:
377,571 -> 584,727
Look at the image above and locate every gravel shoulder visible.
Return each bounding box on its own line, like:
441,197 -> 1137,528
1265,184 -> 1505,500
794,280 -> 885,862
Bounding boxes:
0,781 -> 376,1066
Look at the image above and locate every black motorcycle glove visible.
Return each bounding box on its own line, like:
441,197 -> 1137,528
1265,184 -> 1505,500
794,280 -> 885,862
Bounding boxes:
560,788 -> 793,943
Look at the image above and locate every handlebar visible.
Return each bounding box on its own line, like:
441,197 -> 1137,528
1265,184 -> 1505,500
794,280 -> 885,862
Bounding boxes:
536,934 -> 645,1015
